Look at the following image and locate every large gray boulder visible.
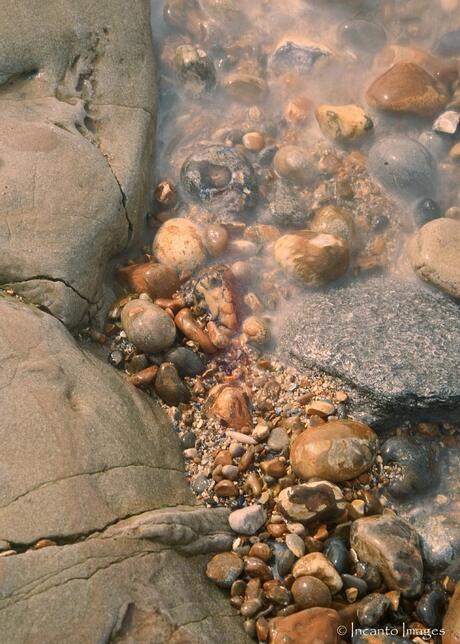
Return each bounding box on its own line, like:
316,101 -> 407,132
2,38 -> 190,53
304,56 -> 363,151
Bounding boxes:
0,295 -> 193,544
0,296 -> 249,642
0,0 -> 156,328
276,275 -> 460,428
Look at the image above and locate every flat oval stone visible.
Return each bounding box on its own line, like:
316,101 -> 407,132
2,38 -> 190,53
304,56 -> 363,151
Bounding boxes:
269,607 -> 340,644
291,576 -> 332,610
357,593 -> 391,627
338,20 -> 387,54
206,552 -> 244,588
408,218 -> 460,299
274,146 -> 317,186
228,504 -> 266,535
366,62 -> 448,116
121,300 -> 176,353
277,481 -> 345,525
368,136 -> 437,201
350,515 -> 424,598
416,588 -> 446,629
290,420 -> 378,483
165,346 -> 204,377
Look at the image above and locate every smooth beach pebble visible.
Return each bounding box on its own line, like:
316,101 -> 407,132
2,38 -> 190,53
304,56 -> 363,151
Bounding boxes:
121,300 -> 176,353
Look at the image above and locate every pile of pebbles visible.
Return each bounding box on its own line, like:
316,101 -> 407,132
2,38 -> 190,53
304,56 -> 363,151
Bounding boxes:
99,0 -> 460,640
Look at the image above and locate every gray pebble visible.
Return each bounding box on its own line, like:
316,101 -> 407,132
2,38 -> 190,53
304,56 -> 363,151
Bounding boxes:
368,136 -> 437,201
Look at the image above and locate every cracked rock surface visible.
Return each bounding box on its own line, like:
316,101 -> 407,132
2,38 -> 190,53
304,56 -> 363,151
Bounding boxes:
0,296 -> 249,642
277,275 -> 460,428
0,0 -> 156,328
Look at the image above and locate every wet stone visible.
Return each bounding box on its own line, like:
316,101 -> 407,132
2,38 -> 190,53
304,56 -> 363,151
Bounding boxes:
153,218 -> 207,272
274,146 -> 317,187
342,574 -> 368,599
154,363 -> 191,406
271,40 -> 331,75
408,217 -> 460,299
269,607 -> 340,644
291,576 -> 332,610
174,44 -> 216,96
381,436 -> 440,498
274,231 -> 350,285
268,179 -> 310,229
368,135 -> 438,201
338,20 -> 387,54
292,553 -> 343,594
414,198 -> 441,228
290,419 -> 378,483
366,62 -> 448,117
206,552 -> 244,588
315,104 -> 373,142
323,538 -> 351,575
350,515 -> 424,598
228,504 -> 266,535
121,300 -> 176,354
433,28 -> 460,56
277,481 -> 345,525
180,144 -> 257,217
357,593 -> 391,627
416,588 -> 447,629
165,347 -> 205,377
275,545 -> 297,578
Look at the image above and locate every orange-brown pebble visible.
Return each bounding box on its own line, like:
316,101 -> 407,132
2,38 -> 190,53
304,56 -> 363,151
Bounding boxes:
269,607 -> 341,644
214,479 -> 239,497
175,308 -> 218,354
242,132 -> 266,152
117,262 -> 180,300
127,366 -> 158,388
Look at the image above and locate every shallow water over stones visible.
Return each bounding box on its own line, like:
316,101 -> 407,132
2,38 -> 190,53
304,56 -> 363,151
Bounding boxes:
102,0 -> 460,641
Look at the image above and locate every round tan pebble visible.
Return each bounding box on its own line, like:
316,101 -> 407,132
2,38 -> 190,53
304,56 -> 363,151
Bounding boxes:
153,218 -> 207,272
408,218 -> 460,299
292,553 -> 343,594
230,260 -> 251,280
243,132 -> 266,152
274,145 -> 317,186
206,552 -> 243,588
274,231 -> 350,285
291,576 -> 332,610
244,224 -> 280,245
204,224 -> 229,257
249,542 -> 272,562
290,419 -> 378,483
315,104 -> 373,141
121,300 -> 176,353
310,205 -> 356,248
242,316 -> 271,344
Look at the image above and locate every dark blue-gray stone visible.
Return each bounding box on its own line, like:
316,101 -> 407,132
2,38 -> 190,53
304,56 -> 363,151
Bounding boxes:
433,28 -> 460,56
276,275 -> 460,428
166,346 -> 205,377
368,136 -> 437,201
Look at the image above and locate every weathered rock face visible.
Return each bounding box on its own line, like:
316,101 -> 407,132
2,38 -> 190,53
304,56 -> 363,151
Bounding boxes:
0,296 -> 249,643
0,509 -> 249,644
276,276 -> 460,428
350,515 -> 424,598
443,582 -> 460,644
0,0 -> 156,328
0,296 -> 192,544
